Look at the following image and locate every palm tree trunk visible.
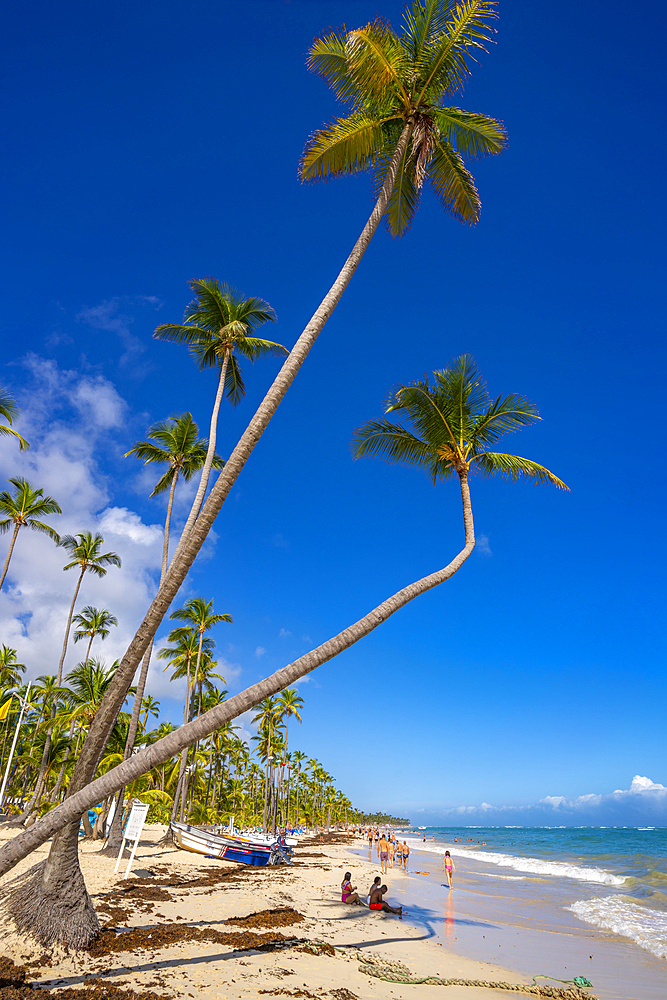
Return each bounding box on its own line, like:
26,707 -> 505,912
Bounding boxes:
180,349 -> 230,538
0,121 -> 417,944
37,118 -> 415,847
84,633 -> 95,665
51,722 -> 75,800
0,523 -> 21,591
1,469 -> 474,890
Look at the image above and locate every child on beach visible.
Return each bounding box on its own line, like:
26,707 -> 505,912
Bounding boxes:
442,850 -> 455,889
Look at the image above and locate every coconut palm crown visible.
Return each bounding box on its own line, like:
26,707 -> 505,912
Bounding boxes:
153,279 -> 285,406
301,0 -> 507,235
352,355 -> 569,490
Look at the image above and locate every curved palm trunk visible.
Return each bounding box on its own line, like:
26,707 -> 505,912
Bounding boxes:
107,471 -> 179,849
0,523 -> 20,591
83,632 -> 95,665
0,121 -> 415,945
0,470 -> 473,901
181,348 -> 230,537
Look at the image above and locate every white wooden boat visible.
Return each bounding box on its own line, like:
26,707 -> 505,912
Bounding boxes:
171,821 -> 277,866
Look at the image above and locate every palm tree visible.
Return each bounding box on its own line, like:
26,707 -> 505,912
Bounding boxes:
0,388 -> 29,452
0,646 -> 26,691
154,279 -> 286,533
72,607 -> 118,664
15,533 -> 120,827
140,696 -> 160,731
0,478 -> 62,590
124,413 -> 221,575
277,689 -> 303,822
1,5 -> 508,947
301,1 -> 506,235
55,533 -> 121,686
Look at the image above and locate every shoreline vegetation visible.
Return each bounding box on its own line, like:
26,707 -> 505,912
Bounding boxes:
0,825 -> 592,1000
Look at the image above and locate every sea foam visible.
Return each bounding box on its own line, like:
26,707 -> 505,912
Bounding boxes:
568,897 -> 667,960
404,838 -> 625,886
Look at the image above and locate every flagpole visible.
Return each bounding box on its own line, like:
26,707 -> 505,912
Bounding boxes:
0,683 -> 31,812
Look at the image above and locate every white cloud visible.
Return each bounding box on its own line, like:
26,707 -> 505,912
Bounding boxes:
278,628 -> 291,638
254,646 -> 266,658
427,776 -> 667,826
272,533 -> 289,550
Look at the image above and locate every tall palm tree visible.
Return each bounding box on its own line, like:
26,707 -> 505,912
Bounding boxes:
154,279 -> 286,533
0,388 -> 29,452
0,478 -> 62,590
277,689 -> 303,821
72,607 -> 118,664
1,5 -> 508,947
106,415 -> 220,846
15,534 -> 120,827
125,413 -> 220,574
56,533 -> 121,686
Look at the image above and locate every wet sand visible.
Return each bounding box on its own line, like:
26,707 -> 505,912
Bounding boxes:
0,825 -> 553,1000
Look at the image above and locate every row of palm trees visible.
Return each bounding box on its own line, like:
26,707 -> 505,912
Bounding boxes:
0,645 -> 354,832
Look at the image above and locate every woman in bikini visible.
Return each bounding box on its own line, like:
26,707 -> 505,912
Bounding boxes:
442,850 -> 455,889
341,872 -> 363,905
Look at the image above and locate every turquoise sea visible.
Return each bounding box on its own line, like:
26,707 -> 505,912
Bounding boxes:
354,826 -> 667,1000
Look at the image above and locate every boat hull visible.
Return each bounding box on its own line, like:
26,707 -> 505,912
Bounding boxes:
171,822 -> 272,866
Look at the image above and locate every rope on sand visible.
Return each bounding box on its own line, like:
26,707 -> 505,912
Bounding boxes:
356,954 -> 597,999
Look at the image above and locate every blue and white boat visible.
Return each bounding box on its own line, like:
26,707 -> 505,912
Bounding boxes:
170,821 -> 290,866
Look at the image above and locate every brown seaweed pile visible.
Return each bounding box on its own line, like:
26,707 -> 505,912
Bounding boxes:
224,908 -> 304,930
88,923 -> 301,958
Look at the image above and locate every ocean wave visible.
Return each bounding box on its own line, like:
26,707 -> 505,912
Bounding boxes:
404,838 -> 625,886
568,897 -> 667,960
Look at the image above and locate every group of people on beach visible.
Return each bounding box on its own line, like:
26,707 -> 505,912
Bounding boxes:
340,872 -> 402,916
362,828 -> 410,873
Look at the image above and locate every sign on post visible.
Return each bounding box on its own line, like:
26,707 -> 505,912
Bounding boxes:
114,800 -> 150,879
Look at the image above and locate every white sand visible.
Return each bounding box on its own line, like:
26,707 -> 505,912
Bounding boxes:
0,825 -> 541,999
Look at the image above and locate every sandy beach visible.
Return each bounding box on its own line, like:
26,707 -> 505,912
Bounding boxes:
0,826 -> 572,1000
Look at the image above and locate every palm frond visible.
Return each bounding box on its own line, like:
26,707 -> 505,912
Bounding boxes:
351,418 -> 436,468
26,520 -> 60,543
427,134 -> 480,224
469,394 -> 541,450
346,20 -> 411,107
473,452 -> 570,490
0,389 -> 20,425
153,322 -> 211,346
224,354 -> 246,407
306,28 -> 359,106
434,107 -> 506,158
402,0 -> 452,66
300,111 -> 398,182
433,356 -> 489,426
374,133 -> 422,237
149,467 -> 176,497
242,337 -> 289,361
0,425 -> 29,451
415,0 -> 499,102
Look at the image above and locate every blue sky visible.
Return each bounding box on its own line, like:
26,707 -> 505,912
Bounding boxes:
0,0 -> 665,824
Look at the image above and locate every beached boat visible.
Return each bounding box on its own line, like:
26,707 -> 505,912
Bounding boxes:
171,821 -> 290,866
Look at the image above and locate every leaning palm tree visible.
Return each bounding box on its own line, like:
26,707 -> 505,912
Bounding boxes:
0,388 -> 29,452
154,280 -> 286,533
0,4 -> 508,948
0,478 -> 62,590
72,607 -> 118,664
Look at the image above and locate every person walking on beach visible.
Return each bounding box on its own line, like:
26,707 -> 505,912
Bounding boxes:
402,840 -> 409,872
379,833 -> 389,874
388,838 -> 395,869
368,830 -> 373,850
341,872 -> 363,905
442,850 -> 455,889
369,884 -> 402,916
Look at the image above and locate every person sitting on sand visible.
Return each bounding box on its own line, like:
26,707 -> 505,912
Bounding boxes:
369,884 -> 402,916
341,872 -> 363,905
442,850 -> 455,889
367,875 -> 381,904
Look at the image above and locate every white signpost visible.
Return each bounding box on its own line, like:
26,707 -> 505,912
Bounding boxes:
114,800 -> 150,879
